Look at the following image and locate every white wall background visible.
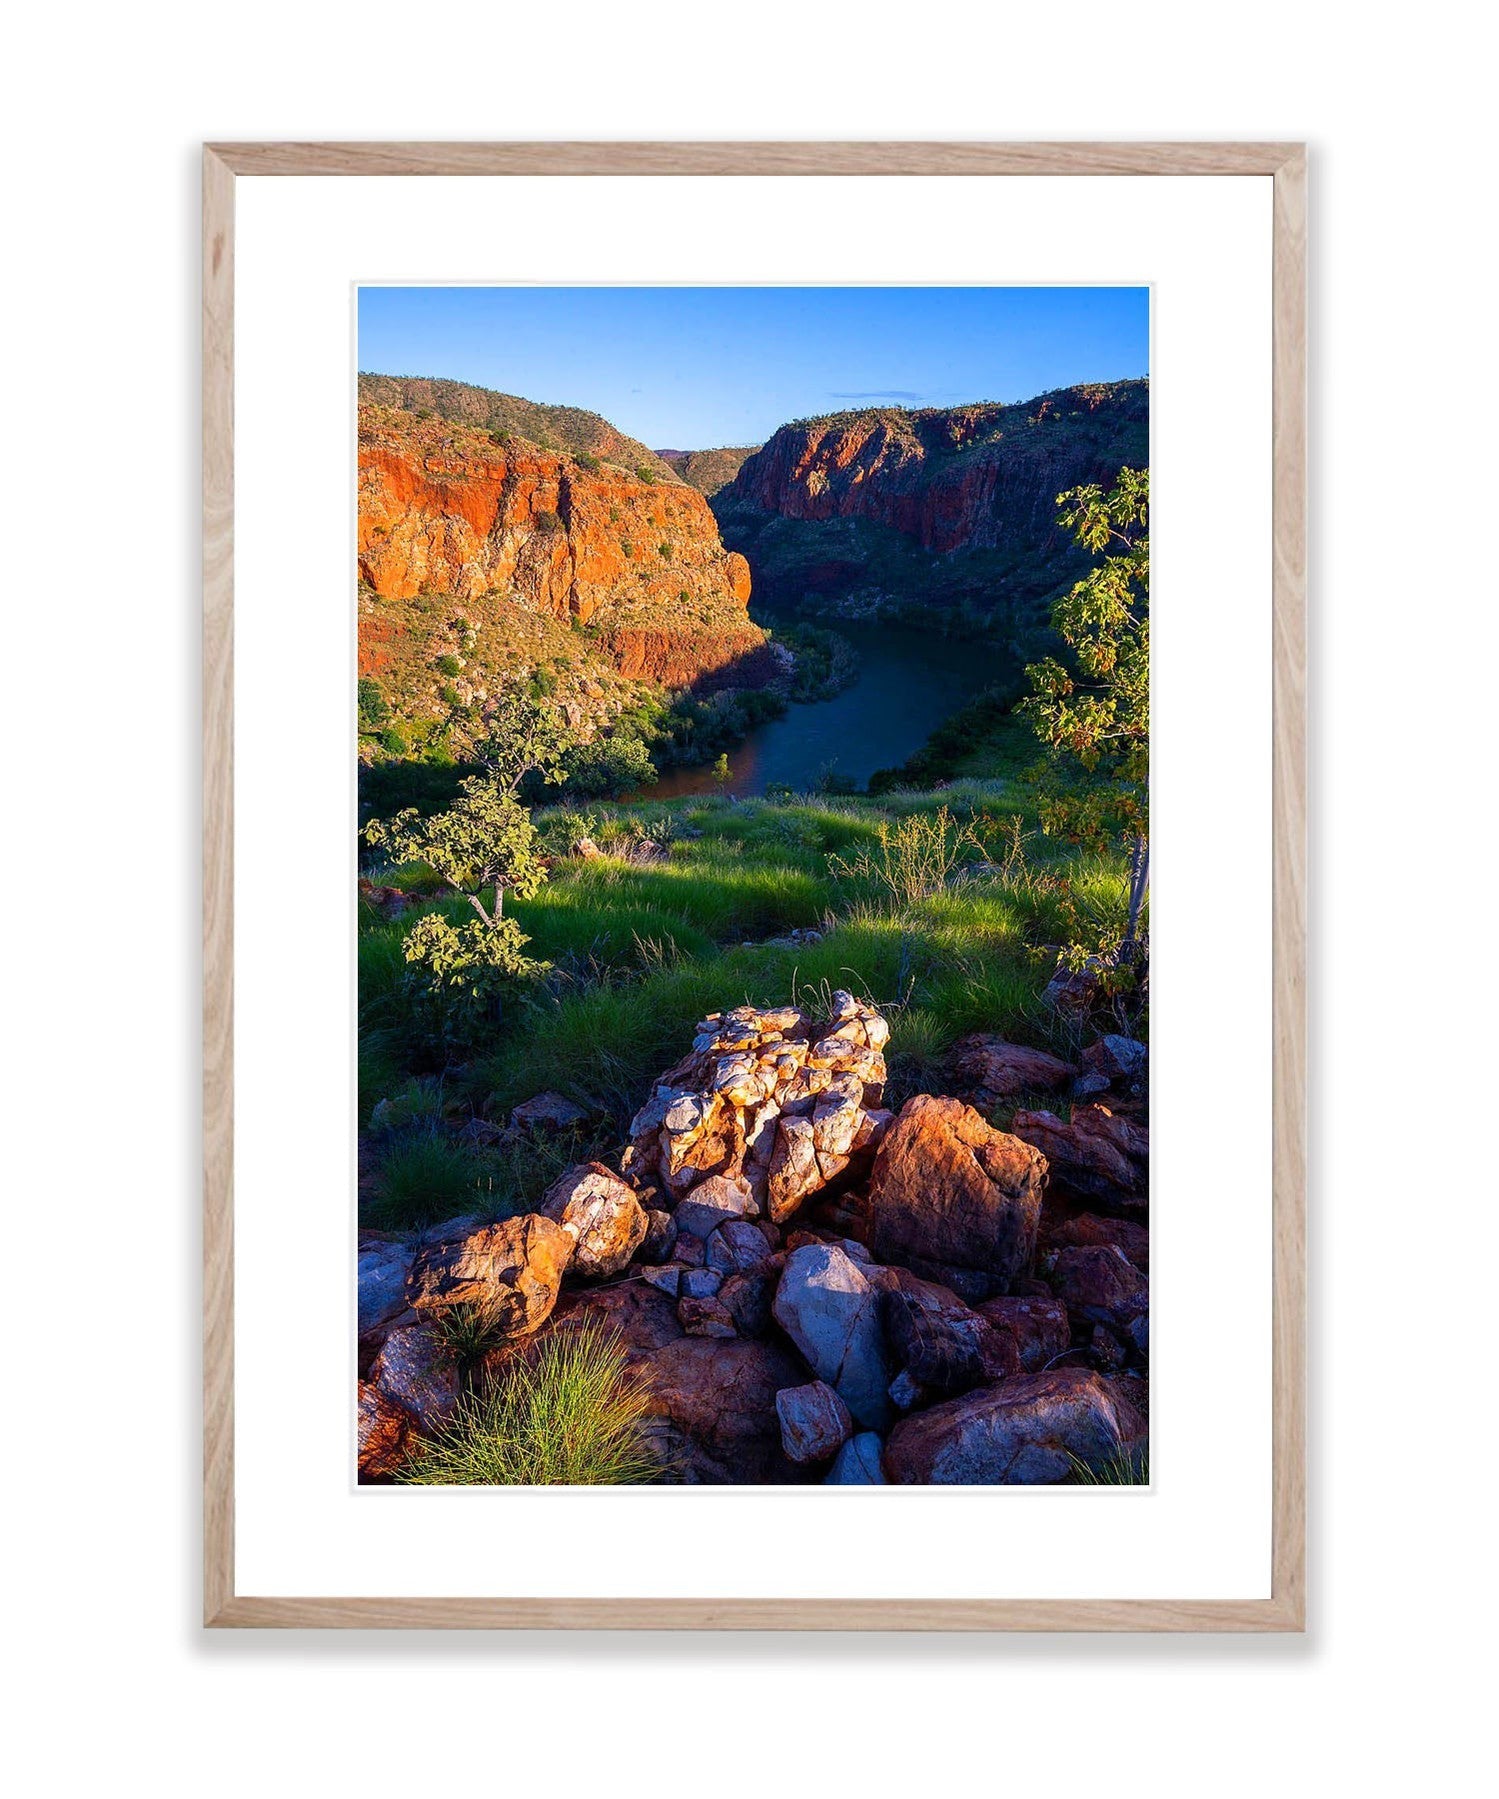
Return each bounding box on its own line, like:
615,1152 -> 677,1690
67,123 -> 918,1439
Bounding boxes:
5,4 -> 1491,1792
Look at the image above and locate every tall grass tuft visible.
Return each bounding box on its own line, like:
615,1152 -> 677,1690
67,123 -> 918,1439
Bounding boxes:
398,1324 -> 659,1486
827,805 -> 986,912
1067,1442 -> 1149,1485
366,1131 -> 489,1230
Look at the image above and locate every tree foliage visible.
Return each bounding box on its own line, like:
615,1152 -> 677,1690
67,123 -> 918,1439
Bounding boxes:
468,686 -> 579,795
1020,466 -> 1150,942
364,776 -> 547,921
364,685 -> 584,1038
399,911 -> 545,1028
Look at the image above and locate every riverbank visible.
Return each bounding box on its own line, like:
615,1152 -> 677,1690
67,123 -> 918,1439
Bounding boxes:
635,614 -> 1015,799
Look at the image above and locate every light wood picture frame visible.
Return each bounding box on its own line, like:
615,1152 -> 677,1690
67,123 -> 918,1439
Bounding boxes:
203,140 -> 1306,1631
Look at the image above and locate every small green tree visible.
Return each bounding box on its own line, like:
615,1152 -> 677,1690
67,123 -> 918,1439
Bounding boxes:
1020,466 -> 1150,950
365,776 -> 547,926
365,775 -> 548,1035
365,684 -> 584,1034
468,685 -> 578,794
711,752 -> 732,787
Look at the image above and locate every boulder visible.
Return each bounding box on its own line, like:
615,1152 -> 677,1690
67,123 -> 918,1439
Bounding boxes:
706,1219 -> 775,1275
766,1115 -> 821,1223
1042,957 -> 1108,1014
405,1215 -> 572,1339
674,1172 -> 759,1239
776,1380 -> 854,1464
876,1268 -> 1011,1395
482,1280 -> 686,1390
1081,1035 -> 1148,1084
640,1264 -> 682,1299
369,1324 -> 459,1434
825,1432 -> 887,1484
719,1269 -> 775,1338
358,1230 -> 416,1374
357,1381 -> 417,1481
638,1208 -> 679,1265
680,1267 -> 722,1299
867,1095 -> 1046,1298
540,1162 -> 648,1279
888,1368 -> 930,1411
544,1281 -> 685,1360
951,1035 -> 1076,1102
510,1090 -> 589,1133
639,1337 -> 811,1482
1056,1212 -> 1150,1273
885,1369 -> 1146,1485
678,1295 -> 738,1338
1010,1105 -> 1148,1212
626,994 -> 891,1228
1046,1244 -> 1149,1337
975,1293 -> 1072,1373
772,1242 -> 892,1430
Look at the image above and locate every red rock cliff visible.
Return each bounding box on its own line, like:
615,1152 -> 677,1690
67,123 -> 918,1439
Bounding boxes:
723,383 -> 1148,556
359,407 -> 773,694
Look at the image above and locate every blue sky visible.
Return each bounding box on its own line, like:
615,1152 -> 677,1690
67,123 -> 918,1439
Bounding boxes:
358,286 -> 1148,450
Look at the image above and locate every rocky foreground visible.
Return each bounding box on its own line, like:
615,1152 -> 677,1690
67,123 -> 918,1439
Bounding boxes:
358,994 -> 1149,1485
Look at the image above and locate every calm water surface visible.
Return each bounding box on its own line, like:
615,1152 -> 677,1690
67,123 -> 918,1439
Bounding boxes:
639,614 -> 1011,800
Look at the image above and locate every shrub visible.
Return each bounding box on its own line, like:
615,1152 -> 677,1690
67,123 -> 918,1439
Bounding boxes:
358,677 -> 390,731
657,542 -> 672,561
436,654 -> 463,677
402,912 -> 547,1037
398,1322 -> 660,1485
574,450 -> 601,472
635,465 -> 658,485
533,509 -> 563,534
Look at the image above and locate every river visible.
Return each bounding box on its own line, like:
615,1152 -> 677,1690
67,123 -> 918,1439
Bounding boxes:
638,613 -> 1013,800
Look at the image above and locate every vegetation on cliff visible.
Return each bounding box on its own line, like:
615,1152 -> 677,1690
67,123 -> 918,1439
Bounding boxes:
359,372 -> 680,481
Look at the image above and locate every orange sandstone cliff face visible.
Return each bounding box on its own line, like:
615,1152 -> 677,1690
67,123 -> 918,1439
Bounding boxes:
359,407 -> 772,695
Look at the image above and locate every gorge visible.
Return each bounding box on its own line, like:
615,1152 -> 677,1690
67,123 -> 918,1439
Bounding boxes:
356,374 -> 1146,792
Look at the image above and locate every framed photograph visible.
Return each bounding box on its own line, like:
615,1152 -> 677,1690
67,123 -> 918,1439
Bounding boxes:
204,141 -> 1305,1629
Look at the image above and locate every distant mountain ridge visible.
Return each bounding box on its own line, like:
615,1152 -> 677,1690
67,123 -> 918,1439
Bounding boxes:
656,445 -> 760,497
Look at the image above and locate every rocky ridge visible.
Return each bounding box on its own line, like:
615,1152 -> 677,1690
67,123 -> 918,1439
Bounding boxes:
714,380 -> 1148,622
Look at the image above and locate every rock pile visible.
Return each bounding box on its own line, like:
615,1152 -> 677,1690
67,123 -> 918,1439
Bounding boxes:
356,994 -> 1150,1488
623,992 -> 892,1224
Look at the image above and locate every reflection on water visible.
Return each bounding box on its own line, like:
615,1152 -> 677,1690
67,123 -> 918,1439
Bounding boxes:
639,614 -> 1012,800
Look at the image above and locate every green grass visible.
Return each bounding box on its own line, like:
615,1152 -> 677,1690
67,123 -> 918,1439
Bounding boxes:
364,1131 -> 494,1230
363,1120 -> 618,1233
397,1322 -> 660,1486
360,778 -> 1140,1142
